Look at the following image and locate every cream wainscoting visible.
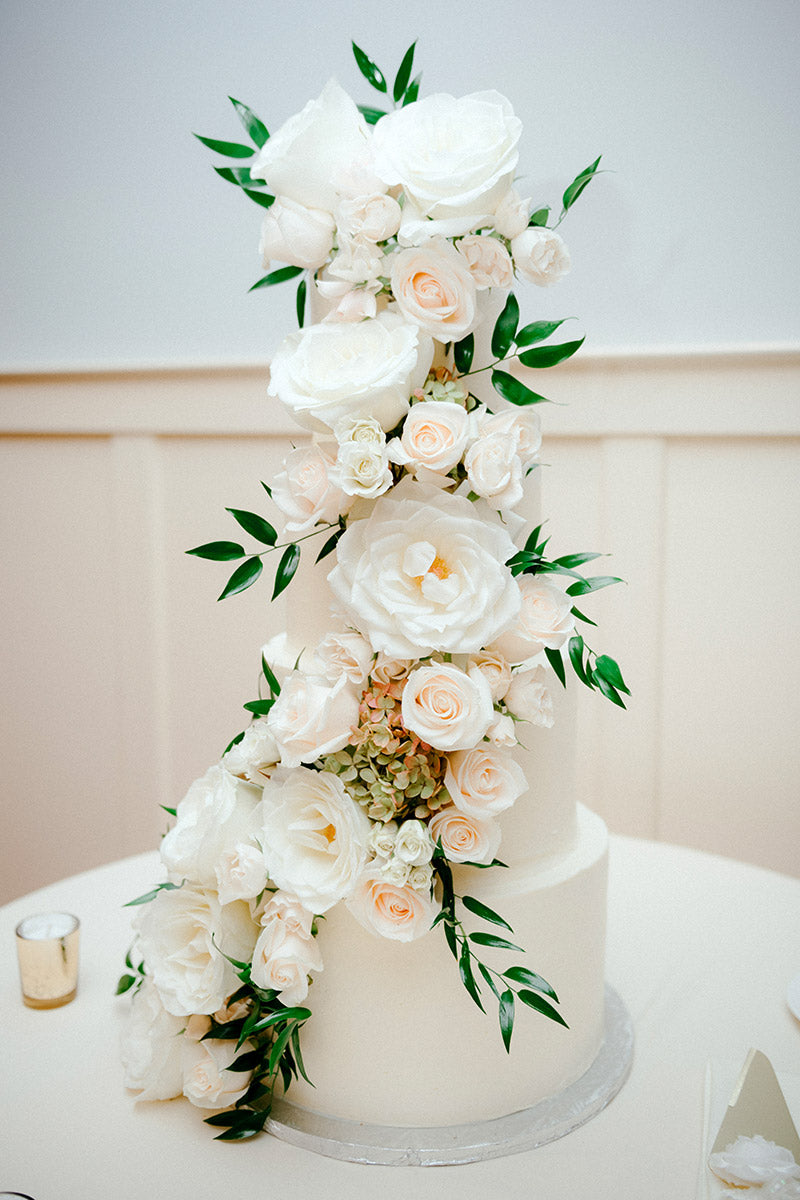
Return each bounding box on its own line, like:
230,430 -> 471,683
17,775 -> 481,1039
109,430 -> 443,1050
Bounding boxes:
2,347 -> 798,902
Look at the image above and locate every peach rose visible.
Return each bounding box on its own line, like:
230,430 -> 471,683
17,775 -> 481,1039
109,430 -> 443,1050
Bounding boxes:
390,239 -> 477,341
428,806 -> 501,864
401,662 -> 494,751
346,869 -> 437,941
388,400 -> 469,474
445,745 -> 527,817
457,234 -> 514,290
491,576 -> 575,664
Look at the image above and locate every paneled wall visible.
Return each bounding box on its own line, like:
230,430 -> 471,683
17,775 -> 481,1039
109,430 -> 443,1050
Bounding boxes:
2,348 -> 798,902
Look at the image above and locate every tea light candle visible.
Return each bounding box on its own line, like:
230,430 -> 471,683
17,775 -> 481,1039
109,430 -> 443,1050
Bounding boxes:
15,912 -> 80,1009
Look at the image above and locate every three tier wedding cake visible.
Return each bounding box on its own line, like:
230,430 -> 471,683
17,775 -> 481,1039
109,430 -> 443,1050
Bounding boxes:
119,40 -> 628,1148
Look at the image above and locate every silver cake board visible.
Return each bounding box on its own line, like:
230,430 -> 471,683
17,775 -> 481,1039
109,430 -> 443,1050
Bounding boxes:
266,983 -> 634,1166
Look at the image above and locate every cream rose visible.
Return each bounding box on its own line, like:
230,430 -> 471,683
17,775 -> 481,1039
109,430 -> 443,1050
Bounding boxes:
337,192 -> 402,242
324,288 -> 378,323
367,820 -> 398,859
326,234 -> 385,289
388,400 -> 469,474
373,91 -> 522,237
485,711 -> 518,747
493,187 -> 530,239
468,649 -> 512,701
472,407 -> 542,470
315,630 -> 373,686
222,721 -> 281,787
267,669 -> 359,769
271,444 -> 348,536
334,439 -> 392,499
260,766 -> 370,912
250,920 -> 323,1005
390,240 -> 477,341
120,976 -> 185,1101
464,428 -> 524,511
160,764 -> 262,891
268,310 -> 434,434
428,806 -> 501,864
182,1039 -> 251,1109
215,843 -> 267,906
259,196 -> 335,271
346,869 -> 437,941
250,78 -> 369,214
511,227 -> 571,287
457,235 -> 514,290
393,818 -> 434,866
258,890 -> 315,937
401,662 -> 494,752
492,576 -> 575,664
134,886 -> 257,1016
504,665 -> 554,728
445,746 -> 527,817
328,481 -> 521,658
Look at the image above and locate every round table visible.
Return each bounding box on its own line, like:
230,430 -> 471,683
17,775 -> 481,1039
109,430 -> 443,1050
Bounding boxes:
1,836 -> 798,1199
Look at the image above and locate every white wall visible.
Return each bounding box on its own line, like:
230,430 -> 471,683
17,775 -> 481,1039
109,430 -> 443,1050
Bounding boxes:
1,0 -> 799,367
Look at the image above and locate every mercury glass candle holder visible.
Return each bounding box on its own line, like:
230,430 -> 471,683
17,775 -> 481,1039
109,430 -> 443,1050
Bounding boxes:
15,912 -> 80,1009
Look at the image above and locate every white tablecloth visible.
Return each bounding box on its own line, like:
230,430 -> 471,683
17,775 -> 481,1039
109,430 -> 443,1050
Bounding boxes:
1,836 -> 798,1199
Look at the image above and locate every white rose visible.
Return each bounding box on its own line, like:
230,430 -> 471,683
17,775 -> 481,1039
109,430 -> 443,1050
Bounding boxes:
428,806 -> 501,864
324,288 -> 378,323
346,869 -> 437,941
390,240 -> 478,341
315,629 -> 373,686
468,650 -> 512,701
334,439 -> 392,499
504,665 -> 554,727
258,196 -> 335,271
134,886 -> 257,1015
222,721 -> 281,786
250,920 -> 322,1005
511,227 -> 571,286
260,766 -> 370,912
120,976 -> 185,1101
381,856 -> 410,887
326,234 -> 385,288
373,91 -> 522,237
401,662 -> 494,752
370,653 -> 414,686
268,310 -> 434,434
493,188 -> 531,239
457,235 -> 514,290
476,407 -> 542,470
261,632 -> 314,686
328,481 -> 521,658
182,1039 -> 251,1109
407,862 -> 433,892
393,818 -> 434,866
160,765 -> 262,891
215,843 -> 267,906
267,669 -> 359,769
485,711 -> 518,747
464,429 -> 524,511
271,443 -> 349,536
334,414 -> 385,446
250,78 -> 369,214
368,820 -> 399,859
388,400 -> 469,474
259,890 -> 315,937
709,1135 -> 800,1188
337,192 -> 402,242
445,746 -> 527,817
492,576 -> 575,663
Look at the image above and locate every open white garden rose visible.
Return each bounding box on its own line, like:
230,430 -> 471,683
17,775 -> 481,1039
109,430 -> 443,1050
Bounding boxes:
373,91 -> 522,237
250,78 -> 369,214
134,886 -> 257,1016
445,745 -> 527,817
328,481 -> 520,658
120,976 -> 185,1101
346,869 -> 437,941
389,239 -> 478,341
267,669 -> 360,769
160,764 -> 262,892
428,806 -> 501,864
260,766 -> 371,912
491,576 -> 576,664
268,310 -> 434,434
182,1038 -> 252,1109
401,662 -> 494,751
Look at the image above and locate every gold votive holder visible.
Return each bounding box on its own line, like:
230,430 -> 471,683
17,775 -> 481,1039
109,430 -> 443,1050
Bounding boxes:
15,912 -> 80,1009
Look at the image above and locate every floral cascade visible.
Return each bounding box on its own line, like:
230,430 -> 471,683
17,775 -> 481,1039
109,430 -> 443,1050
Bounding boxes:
119,41 -> 628,1142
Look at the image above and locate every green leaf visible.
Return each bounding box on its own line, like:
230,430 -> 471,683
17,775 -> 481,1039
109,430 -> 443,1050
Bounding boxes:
514,318 -> 572,348
186,540 -> 245,561
243,698 -> 274,716
290,1025 -> 313,1087
461,857 -> 508,870
242,188 -> 276,210
491,292 -> 519,359
268,1020 -> 296,1074
528,207 -> 550,227
357,105 -> 387,125
592,672 -> 627,709
214,1117 -> 267,1141
570,604 -> 598,627
123,880 -> 183,908
226,1049 -> 262,1072
468,931 -> 523,953
562,155 -> 602,212
160,805 -> 177,817
502,965 -> 558,1001
393,40 -> 416,103
296,277 -> 306,328
116,973 -> 136,995
517,337 -> 585,369
544,645 -> 567,687
524,523 -> 544,553
443,918 -> 458,959
594,654 -> 630,694
260,480 -> 272,498
249,265 -> 304,292
453,332 -> 474,375
478,962 -> 501,1000
272,543 -> 300,600
565,575 -> 623,597
222,730 -> 245,756
229,97 -> 269,148
352,42 -> 387,93
225,508 -> 277,546
213,165 -> 269,188
459,941 -> 485,1012
491,370 -> 550,407
261,655 -> 281,698
499,989 -> 515,1053
553,551 -> 603,569
194,133 -> 254,158
315,527 -> 342,563
517,989 -> 569,1028
461,894 -> 514,932
218,556 -> 263,601
402,73 -> 422,106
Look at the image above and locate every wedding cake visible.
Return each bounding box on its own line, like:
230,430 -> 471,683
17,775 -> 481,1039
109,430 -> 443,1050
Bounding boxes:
119,40 -> 627,1147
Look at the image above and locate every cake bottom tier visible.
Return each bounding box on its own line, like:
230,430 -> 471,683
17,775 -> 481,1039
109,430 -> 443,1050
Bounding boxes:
288,804 -> 609,1127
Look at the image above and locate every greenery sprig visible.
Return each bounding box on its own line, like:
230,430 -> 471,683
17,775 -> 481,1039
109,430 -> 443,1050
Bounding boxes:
352,39 -> 421,122
432,846 -> 566,1052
